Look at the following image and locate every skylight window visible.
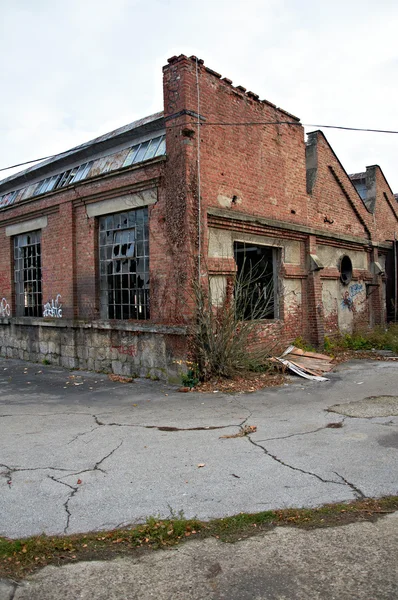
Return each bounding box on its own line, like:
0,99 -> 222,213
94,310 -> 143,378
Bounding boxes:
33,161 -> 93,197
0,190 -> 18,208
123,135 -> 166,168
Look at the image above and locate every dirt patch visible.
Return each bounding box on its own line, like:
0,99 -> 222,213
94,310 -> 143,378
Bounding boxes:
194,371 -> 285,394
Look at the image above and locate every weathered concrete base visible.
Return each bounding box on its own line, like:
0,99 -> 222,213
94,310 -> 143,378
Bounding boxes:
0,318 -> 187,382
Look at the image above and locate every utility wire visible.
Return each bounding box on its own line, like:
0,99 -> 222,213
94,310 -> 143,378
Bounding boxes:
1,121 -> 398,174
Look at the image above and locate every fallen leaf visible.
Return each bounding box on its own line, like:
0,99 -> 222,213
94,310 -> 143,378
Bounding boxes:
77,479 -> 82,485
108,374 -> 134,383
197,463 -> 206,468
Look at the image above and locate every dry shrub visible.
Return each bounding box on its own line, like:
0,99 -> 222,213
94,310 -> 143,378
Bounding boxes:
189,259 -> 282,380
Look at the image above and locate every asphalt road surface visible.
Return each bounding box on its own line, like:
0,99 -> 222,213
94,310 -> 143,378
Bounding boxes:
0,357 -> 397,539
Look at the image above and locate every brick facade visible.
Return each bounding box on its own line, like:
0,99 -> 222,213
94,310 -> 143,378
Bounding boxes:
0,54 -> 397,378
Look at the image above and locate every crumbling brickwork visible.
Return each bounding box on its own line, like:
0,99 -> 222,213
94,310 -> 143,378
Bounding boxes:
0,54 -> 397,377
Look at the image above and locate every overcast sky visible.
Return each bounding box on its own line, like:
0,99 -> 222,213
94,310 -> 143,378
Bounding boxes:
1,0 -> 397,191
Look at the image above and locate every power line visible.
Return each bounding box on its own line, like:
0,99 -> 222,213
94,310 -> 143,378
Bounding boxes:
1,121 -> 398,174
0,155 -> 55,173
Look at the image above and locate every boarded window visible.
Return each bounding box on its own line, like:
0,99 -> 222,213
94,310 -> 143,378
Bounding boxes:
234,242 -> 278,319
99,208 -> 149,320
14,231 -> 42,317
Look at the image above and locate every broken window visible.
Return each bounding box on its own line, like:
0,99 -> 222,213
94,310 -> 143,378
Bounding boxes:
123,135 -> 166,168
340,255 -> 353,285
99,208 -> 149,320
14,231 -> 42,317
0,190 -> 18,208
33,162 -> 93,196
234,242 -> 278,320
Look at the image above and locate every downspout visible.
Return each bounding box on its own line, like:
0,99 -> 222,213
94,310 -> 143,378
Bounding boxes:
195,58 -> 201,283
395,233 -> 397,322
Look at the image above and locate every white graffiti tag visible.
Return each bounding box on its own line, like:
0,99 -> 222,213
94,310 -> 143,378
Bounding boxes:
0,298 -> 10,317
43,294 -> 62,318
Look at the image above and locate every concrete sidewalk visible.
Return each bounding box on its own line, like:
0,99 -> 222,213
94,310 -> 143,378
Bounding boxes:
0,358 -> 397,539
1,514 -> 398,599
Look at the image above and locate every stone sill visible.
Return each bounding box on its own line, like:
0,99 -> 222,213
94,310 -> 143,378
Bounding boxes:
0,317 -> 187,336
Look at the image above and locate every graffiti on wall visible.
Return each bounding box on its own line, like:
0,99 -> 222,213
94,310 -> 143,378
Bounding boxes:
341,283 -> 364,312
43,294 -> 62,318
0,298 -> 10,317
112,345 -> 137,357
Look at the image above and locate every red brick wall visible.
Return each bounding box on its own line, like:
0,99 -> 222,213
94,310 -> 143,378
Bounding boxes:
307,132 -> 373,238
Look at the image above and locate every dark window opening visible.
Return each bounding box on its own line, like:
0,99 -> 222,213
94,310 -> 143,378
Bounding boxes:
99,208 -> 149,320
234,242 -> 278,320
340,255 -> 353,286
14,230 -> 42,317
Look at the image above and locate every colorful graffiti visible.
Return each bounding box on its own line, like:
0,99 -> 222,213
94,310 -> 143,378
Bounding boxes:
0,298 -> 10,317
341,283 -> 364,312
43,294 -> 62,318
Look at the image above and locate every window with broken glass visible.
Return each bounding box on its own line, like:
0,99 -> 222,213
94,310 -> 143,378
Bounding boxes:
234,242 -> 279,320
14,231 -> 42,317
99,208 -> 149,320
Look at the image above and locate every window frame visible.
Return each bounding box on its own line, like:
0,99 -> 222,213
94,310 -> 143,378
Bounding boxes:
98,207 -> 150,321
233,241 -> 280,321
13,230 -> 43,317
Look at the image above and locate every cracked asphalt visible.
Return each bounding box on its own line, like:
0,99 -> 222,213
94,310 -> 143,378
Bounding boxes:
0,358 -> 397,539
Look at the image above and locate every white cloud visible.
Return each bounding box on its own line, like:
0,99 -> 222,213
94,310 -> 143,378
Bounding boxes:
1,0 -> 397,190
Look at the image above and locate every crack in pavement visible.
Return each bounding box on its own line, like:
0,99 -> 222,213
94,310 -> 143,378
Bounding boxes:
67,440 -> 124,477
48,441 -> 124,533
48,476 -> 79,533
333,471 -> 365,499
68,426 -> 101,444
0,463 -> 74,488
92,412 -> 252,433
255,420 -> 345,443
246,436 -> 354,491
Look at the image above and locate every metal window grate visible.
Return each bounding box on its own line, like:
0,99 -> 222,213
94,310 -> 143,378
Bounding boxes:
99,208 -> 149,320
14,230 -> 42,317
123,135 -> 166,168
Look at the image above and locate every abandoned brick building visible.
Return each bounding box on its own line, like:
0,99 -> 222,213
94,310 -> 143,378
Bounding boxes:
0,55 -> 397,380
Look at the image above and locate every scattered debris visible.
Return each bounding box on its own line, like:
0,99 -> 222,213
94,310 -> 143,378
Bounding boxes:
231,474 -> 240,478
326,422 -> 343,429
108,374 -> 134,383
274,346 -> 333,381
220,425 -> 257,439
195,372 -> 285,394
179,387 -> 191,393
197,463 -> 206,468
77,479 -> 82,485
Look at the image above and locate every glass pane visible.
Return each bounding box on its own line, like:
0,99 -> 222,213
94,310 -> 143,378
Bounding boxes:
133,141 -> 150,163
155,135 -> 166,156
144,136 -> 162,160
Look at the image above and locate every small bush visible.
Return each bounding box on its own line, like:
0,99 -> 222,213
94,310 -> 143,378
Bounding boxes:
292,336 -> 317,352
189,262 -> 281,381
324,324 -> 398,354
181,366 -> 200,388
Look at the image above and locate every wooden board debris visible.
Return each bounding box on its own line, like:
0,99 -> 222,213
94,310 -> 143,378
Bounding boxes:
276,345 -> 334,380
